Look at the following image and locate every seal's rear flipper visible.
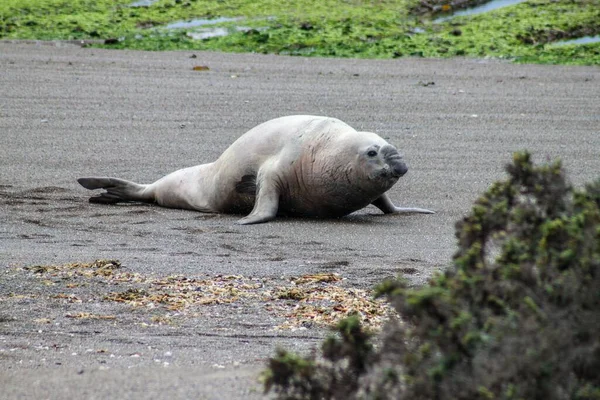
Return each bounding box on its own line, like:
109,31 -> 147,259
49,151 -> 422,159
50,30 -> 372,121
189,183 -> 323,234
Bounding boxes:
77,177 -> 153,204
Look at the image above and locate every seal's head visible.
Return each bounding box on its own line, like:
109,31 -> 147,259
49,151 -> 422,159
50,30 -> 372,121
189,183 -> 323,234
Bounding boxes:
352,132 -> 407,189
361,142 -> 407,180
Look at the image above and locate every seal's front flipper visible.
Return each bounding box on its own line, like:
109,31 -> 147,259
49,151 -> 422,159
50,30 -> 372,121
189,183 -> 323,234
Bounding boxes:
372,194 -> 435,215
77,177 -> 153,204
236,168 -> 280,224
236,186 -> 279,224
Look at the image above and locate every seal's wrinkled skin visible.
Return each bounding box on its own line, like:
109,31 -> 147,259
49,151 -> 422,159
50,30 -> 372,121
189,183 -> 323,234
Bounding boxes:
78,115 -> 434,224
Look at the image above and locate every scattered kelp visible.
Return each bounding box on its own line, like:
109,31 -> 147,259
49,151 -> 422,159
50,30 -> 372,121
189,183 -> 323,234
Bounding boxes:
21,262 -> 392,330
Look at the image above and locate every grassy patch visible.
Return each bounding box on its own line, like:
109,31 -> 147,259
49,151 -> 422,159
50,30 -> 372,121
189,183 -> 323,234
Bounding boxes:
1,1 -> 598,64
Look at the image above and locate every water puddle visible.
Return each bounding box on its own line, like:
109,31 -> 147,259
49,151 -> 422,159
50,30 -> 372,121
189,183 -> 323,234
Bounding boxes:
159,16 -> 271,40
434,0 -> 528,23
164,17 -> 243,30
186,27 -> 229,40
186,26 -> 265,40
550,35 -> 600,46
130,0 -> 161,6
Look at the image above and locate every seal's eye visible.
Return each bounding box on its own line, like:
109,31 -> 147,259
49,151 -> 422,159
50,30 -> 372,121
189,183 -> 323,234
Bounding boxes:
367,150 -> 377,157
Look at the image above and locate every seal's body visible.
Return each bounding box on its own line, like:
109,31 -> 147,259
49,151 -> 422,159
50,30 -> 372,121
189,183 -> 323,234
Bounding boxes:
78,115 -> 433,224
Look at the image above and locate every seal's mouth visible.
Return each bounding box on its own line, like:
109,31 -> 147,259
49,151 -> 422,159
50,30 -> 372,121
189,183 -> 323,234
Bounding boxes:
374,162 -> 406,180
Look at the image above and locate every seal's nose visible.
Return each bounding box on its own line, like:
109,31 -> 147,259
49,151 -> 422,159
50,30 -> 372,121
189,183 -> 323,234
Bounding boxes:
391,161 -> 408,177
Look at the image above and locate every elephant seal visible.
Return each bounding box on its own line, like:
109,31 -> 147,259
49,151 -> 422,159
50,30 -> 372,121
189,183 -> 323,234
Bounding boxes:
78,115 -> 434,224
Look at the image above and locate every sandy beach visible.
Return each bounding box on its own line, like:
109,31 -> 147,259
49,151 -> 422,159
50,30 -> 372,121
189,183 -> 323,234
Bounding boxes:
1,42 -> 598,399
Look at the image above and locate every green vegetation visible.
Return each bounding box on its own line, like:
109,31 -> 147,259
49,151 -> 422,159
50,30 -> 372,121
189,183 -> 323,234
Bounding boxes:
264,151 -> 600,399
1,0 -> 599,64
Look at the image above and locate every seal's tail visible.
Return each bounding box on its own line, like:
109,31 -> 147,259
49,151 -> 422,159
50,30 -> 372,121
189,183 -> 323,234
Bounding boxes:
77,177 -> 153,204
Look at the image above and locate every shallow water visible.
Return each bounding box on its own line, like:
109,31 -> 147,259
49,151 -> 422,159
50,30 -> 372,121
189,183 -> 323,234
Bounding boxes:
434,0 -> 528,23
550,35 -> 600,46
165,17 -> 243,30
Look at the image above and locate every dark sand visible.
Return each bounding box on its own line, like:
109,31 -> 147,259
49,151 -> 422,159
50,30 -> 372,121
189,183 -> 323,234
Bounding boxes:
1,42 -> 599,399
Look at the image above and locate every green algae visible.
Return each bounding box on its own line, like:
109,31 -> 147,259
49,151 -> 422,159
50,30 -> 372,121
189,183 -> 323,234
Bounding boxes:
1,0 -> 599,65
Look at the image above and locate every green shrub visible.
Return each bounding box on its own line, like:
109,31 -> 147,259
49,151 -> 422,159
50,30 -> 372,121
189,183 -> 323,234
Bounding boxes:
264,151 -> 600,399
